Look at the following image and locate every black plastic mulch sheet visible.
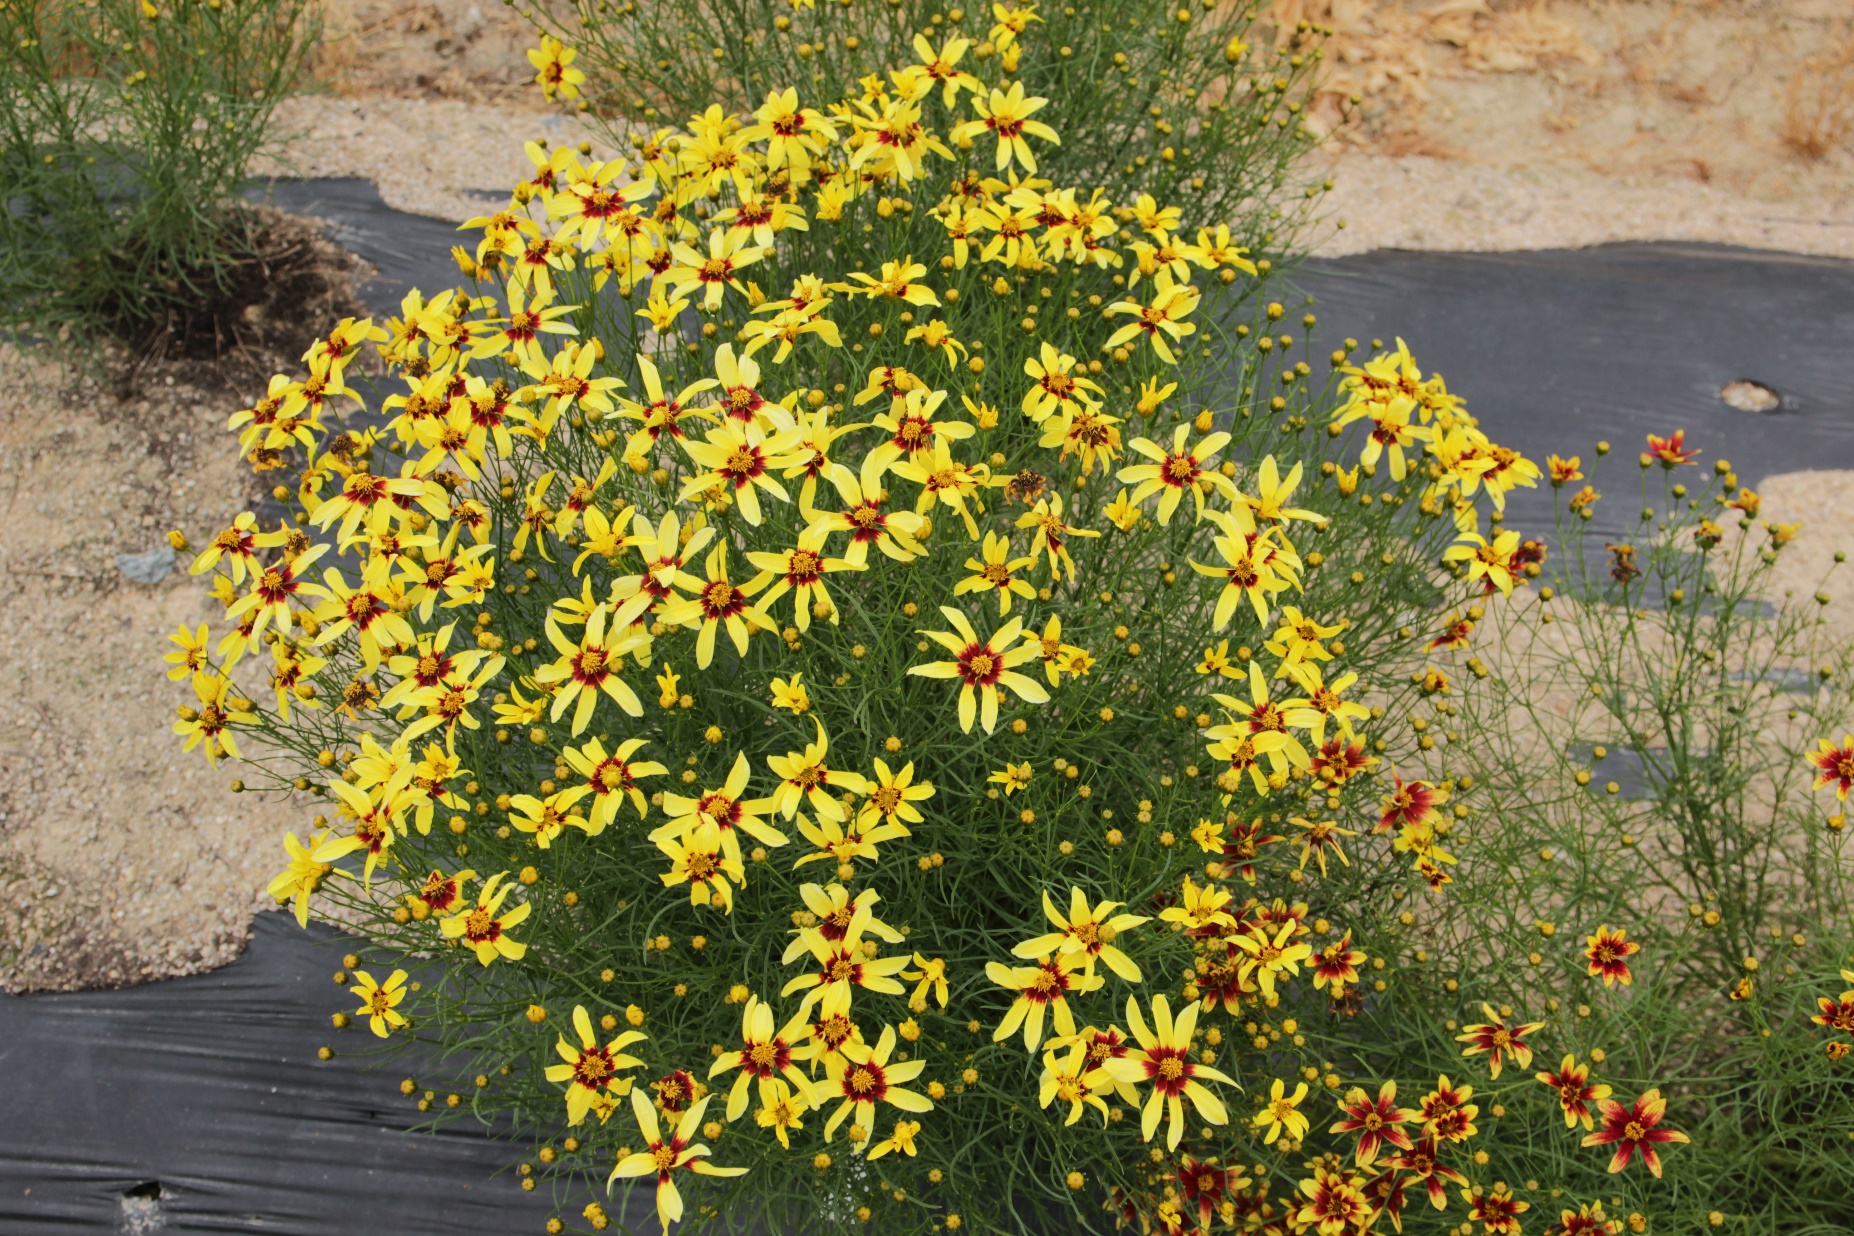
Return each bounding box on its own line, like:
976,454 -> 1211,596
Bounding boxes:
6,184 -> 1853,1231
0,912 -> 668,1234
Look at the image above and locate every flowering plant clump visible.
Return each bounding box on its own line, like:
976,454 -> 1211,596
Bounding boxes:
159,21 -> 1846,1236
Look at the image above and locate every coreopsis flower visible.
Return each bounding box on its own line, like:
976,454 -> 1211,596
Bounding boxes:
989,761 -> 1034,794
1418,1075 -> 1479,1143
410,867 -> 473,918
561,738 -> 664,834
1031,615 -> 1090,687
1288,816 -> 1355,876
528,36 -> 584,99
1543,1200 -> 1616,1236
747,526 -> 860,631
1581,1089 -> 1689,1177
952,81 -> 1059,172
987,953 -> 1102,1052
1377,772 -> 1448,833
1535,1055 -> 1611,1131
1102,487 -> 1141,531
1041,404 -> 1123,476
842,256 -> 941,307
310,467 -> 442,546
902,317 -> 966,366
782,922 -> 910,1018
807,451 -> 927,567
654,750 -> 788,864
1021,342 -> 1103,425
859,758 -> 936,830
867,1118 -> 923,1161
1014,493 -> 1098,581
1118,425 -> 1237,526
534,603 -> 647,733
616,355 -> 718,455
708,995 -> 816,1121
507,786 -> 586,849
1216,817 -> 1284,883
348,969 -> 409,1038
902,954 -> 950,1010
546,1005 -> 647,1125
1583,924 -> 1642,987
766,720 -> 872,820
658,819 -> 745,911
439,871 -> 530,965
1104,994 -> 1234,1149
1104,271 -> 1201,363
267,829 -> 360,927
663,226 -> 766,311
1455,1004 -> 1546,1079
173,670 -> 258,764
659,543 -> 774,669
1229,920 -> 1313,999
902,33 -> 981,104
189,512 -> 260,583
1442,511 -> 1524,596
794,811 -> 910,872
1465,1182 -> 1529,1235
754,1079 -> 810,1148
1287,663 -> 1373,746
847,95 -> 952,182
956,530 -> 1038,614
1809,735 -> 1854,800
225,542 -> 329,639
678,416 -> 800,528
743,89 -> 838,185
1387,1135 -> 1468,1211
1266,608 -> 1341,668
1159,875 -> 1238,934
1038,1038 -> 1111,1126
311,562 -> 417,672
1330,1081 -> 1416,1167
988,1 -> 1042,48
1568,483 -> 1600,515
1295,1164 -> 1373,1236
1192,517 -> 1293,630
908,606 -> 1049,734
1012,887 -> 1151,982
770,673 -> 810,714
1646,430 -> 1700,467
609,1090 -> 745,1230
821,1024 -> 933,1149
1178,1156 -> 1250,1231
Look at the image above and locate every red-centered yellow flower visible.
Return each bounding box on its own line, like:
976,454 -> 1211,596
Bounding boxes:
173,670 -> 258,765
348,968 -> 408,1037
841,256 -> 941,307
1229,920 -> 1313,999
1582,1088 -> 1689,1177
533,602 -> 646,734
410,866 -> 473,917
678,415 -> 800,528
807,450 -> 927,568
545,1005 -> 646,1126
856,759 -> 934,826
224,542 -> 328,639
617,354 -> 718,457
780,897 -> 911,1019
507,786 -> 587,849
1464,1182 -> 1529,1236
1118,425 -> 1237,525
1021,341 -> 1103,425
1192,514 -> 1294,631
311,561 -> 416,672
1584,924 -> 1641,987
1535,1055 -> 1611,1131
658,542 -> 774,670
1015,493 -> 1098,582
528,35 -> 584,100
1104,271 -> 1201,364
1296,1163 -> 1372,1236
654,750 -> 788,863
766,720 -> 872,821
742,88 -> 838,186
657,819 -> 745,912
1456,1003 -> 1546,1079
1418,1075 -> 1479,1143
439,871 -> 530,965
951,81 -> 1059,171
1330,1081 -> 1416,1167
955,530 -> 1038,615
1039,1038 -> 1111,1127
1012,886 -> 1151,982
1544,1200 -> 1614,1235
746,525 -> 860,632
189,512 -> 260,583
1810,735 -> 1854,800
909,606 -> 1048,734
891,439 -> 992,540
903,33 -> 981,104
987,952 -> 1102,1052
794,810 -> 910,874
1387,1134 -> 1468,1212
1442,510 -> 1522,596
561,736 -> 666,833
709,995 -> 817,1122
1311,930 -> 1366,995
1032,615 -> 1090,688
870,386 -> 976,467
821,1024 -> 933,1150
1105,994 -> 1235,1150
609,1089 -> 745,1231
664,226 -> 766,311
267,829 -> 360,927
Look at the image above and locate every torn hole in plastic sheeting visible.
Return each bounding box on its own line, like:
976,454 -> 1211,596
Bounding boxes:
1720,379 -> 1781,413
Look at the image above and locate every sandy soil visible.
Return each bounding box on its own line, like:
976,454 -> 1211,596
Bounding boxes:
9,0 -> 1854,993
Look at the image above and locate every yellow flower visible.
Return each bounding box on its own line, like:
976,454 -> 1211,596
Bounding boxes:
658,819 -> 746,912
507,786 -> 589,849
439,871 -> 531,966
867,1117 -> 922,1161
1241,455 -> 1327,528
1012,886 -> 1151,982
909,606 -> 1049,734
1252,1077 -> 1310,1145
708,994 -> 817,1121
820,1024 -> 934,1149
677,412 -> 802,529
528,36 -> 585,100
1229,920 -> 1314,999
901,954 -> 950,1010
267,829 -> 360,927
1021,341 -> 1103,426
545,1005 -> 646,1125
841,256 -> 940,307
173,670 -> 258,765
1039,1038 -> 1112,1126
987,952 -> 1103,1052
1103,487 -> 1141,532
771,673 -> 811,714
533,602 -> 646,734
1104,272 -> 1201,364
1032,615 -> 1090,687
664,227 -> 767,312
805,450 -> 927,568
988,761 -> 1034,795
658,542 -> 775,669
892,440 -> 992,540
349,968 -> 409,1037
609,1090 -> 745,1230
653,750 -> 789,866
903,33 -> 981,106
1190,516 -> 1295,631
163,622 -> 212,681
1104,994 -> 1236,1149
1196,639 -> 1241,679
1158,875 -> 1238,933
560,737 -> 666,833
794,810 -> 911,872
767,720 -> 873,821
1117,425 -> 1237,526
781,884 -> 911,1017
1015,493 -> 1099,581
755,1078 -> 811,1148
956,530 -> 1038,615
746,525 -> 861,631
859,758 -> 936,830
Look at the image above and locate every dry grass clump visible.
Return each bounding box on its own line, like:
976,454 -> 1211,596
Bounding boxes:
1781,23 -> 1854,161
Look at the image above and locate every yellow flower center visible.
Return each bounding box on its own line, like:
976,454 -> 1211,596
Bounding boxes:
1159,1058 -> 1185,1081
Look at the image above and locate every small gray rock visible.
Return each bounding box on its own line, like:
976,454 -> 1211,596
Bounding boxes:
117,544 -> 176,585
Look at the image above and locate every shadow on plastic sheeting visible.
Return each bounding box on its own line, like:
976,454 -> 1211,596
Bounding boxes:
0,911 -> 673,1235
245,177 -> 473,314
